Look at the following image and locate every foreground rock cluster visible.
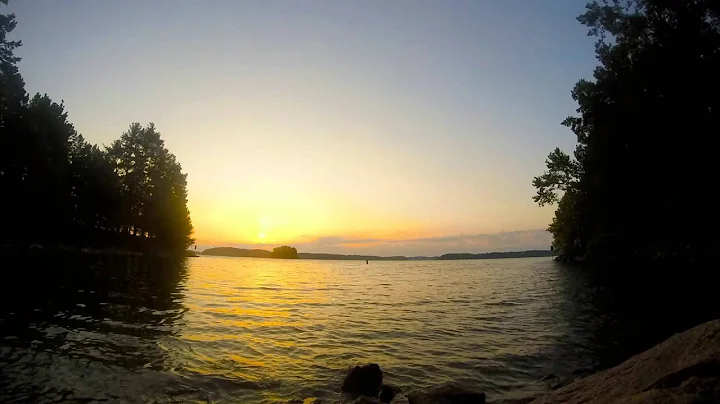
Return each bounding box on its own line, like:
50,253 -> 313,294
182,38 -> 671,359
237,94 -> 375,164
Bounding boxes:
340,364 -> 401,403
340,363 -> 485,403
531,319 -> 720,404
337,319 -> 720,404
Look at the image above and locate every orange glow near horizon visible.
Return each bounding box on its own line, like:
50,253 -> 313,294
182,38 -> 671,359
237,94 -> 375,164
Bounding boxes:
185,172 -> 558,253
188,181 -> 434,247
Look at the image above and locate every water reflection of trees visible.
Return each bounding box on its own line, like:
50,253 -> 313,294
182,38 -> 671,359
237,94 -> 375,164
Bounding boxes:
0,253 -> 189,371
549,262 -> 720,373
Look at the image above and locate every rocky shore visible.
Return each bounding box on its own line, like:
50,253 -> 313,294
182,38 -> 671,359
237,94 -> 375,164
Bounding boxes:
332,319 -> 720,403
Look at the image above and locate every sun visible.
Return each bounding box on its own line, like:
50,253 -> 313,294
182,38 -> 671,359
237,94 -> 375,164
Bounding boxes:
258,233 -> 266,242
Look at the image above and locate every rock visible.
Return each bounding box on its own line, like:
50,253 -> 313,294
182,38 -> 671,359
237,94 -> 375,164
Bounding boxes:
490,397 -> 537,404
379,384 -> 399,403
342,364 -> 383,397
353,397 -> 379,404
531,319 -> 720,404
408,383 -> 486,404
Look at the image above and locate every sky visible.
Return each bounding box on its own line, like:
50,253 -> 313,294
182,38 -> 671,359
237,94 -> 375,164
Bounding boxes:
7,1 -> 597,256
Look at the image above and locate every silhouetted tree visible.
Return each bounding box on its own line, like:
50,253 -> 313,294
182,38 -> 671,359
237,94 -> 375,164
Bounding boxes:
107,123 -> 194,251
534,0 -> 720,264
1,6 -> 193,253
271,246 -> 298,259
1,11 -> 29,245
68,133 -> 123,242
532,147 -> 582,207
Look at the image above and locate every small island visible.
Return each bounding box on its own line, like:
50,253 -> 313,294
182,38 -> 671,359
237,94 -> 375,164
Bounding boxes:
271,246 -> 298,259
202,246 -> 299,259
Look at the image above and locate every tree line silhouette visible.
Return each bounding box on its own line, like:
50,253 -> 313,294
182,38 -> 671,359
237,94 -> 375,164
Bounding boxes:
533,0 -> 719,264
0,10 -> 193,252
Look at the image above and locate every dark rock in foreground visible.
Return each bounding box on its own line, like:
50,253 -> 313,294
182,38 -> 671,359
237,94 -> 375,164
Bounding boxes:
379,384 -> 399,403
491,398 -> 537,404
342,364 -> 383,397
341,321 -> 720,403
531,319 -> 720,403
353,397 -> 379,404
408,383 -> 486,404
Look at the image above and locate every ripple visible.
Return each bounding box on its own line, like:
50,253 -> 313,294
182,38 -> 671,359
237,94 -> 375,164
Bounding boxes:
0,255 -> 645,403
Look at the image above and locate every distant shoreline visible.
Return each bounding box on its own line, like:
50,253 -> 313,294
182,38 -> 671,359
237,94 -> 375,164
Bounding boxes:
201,247 -> 556,261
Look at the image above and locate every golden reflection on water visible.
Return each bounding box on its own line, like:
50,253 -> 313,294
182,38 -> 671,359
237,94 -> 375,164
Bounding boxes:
0,253 -> 613,404
165,256 -> 573,402
178,256 -> 340,396
4,254 -> 711,403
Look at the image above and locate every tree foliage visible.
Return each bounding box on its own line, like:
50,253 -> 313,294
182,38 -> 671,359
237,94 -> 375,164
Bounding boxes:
532,147 -> 582,207
0,9 -> 193,252
534,0 -> 720,264
271,246 -> 298,259
107,123 -> 193,250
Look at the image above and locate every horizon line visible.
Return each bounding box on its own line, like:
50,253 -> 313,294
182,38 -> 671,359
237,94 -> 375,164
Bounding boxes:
200,245 -> 555,259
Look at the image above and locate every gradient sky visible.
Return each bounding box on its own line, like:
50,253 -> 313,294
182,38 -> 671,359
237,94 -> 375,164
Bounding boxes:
8,1 -> 597,255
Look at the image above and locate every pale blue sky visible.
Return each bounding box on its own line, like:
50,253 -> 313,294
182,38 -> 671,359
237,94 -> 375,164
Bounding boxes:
7,1 -> 596,254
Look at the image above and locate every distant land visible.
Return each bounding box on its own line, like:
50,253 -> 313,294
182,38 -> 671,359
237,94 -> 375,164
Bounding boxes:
201,247 -> 555,261
438,250 -> 555,260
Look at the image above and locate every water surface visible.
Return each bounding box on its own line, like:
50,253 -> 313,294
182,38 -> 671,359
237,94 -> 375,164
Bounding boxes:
0,255 -> 714,403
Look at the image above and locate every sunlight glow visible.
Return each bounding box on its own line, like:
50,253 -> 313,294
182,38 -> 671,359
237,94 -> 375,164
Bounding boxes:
188,177 -> 437,247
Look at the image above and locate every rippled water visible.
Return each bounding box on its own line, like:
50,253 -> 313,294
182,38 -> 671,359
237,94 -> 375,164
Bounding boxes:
1,254 -> 716,403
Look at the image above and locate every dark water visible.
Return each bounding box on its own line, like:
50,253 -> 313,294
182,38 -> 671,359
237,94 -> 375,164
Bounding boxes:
0,255 -> 716,403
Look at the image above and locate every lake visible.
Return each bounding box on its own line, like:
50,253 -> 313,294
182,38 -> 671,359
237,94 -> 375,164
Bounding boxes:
0,255 -> 716,403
